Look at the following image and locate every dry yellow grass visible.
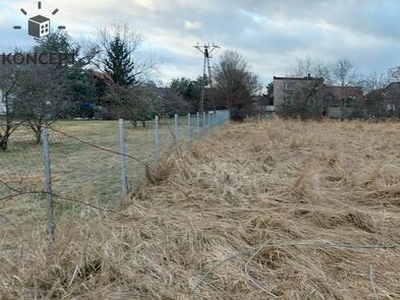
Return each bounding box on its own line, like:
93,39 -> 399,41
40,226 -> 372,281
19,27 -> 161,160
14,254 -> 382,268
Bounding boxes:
1,118 -> 400,299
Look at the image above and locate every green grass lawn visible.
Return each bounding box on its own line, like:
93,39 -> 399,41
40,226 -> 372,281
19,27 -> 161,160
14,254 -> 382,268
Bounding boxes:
0,117 -> 206,228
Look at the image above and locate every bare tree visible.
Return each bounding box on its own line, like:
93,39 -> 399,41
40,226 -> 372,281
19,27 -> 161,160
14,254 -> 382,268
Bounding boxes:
293,56 -> 315,77
213,50 -> 260,120
331,58 -> 359,87
293,56 -> 331,83
362,71 -> 390,93
0,65 -> 23,151
13,65 -> 66,144
387,66 -> 400,82
157,87 -> 190,117
330,58 -> 364,119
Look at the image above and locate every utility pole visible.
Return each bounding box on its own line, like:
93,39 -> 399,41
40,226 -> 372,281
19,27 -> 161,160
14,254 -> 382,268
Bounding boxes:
193,43 -> 220,113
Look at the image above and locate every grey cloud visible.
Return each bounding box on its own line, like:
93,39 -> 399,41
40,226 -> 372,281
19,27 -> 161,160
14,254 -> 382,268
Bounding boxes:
1,0 -> 400,86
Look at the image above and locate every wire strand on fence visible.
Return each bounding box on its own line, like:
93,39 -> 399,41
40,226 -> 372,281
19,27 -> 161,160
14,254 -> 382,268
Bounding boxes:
0,180 -> 137,223
1,111 -> 230,242
47,127 -> 151,168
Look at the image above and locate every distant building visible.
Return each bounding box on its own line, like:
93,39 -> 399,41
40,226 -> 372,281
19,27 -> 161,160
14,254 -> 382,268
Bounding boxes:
273,75 -> 325,118
366,82 -> 400,117
273,75 -> 365,119
324,86 -> 365,119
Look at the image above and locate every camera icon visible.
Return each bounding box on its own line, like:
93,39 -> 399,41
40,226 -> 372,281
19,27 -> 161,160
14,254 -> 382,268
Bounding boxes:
28,15 -> 50,38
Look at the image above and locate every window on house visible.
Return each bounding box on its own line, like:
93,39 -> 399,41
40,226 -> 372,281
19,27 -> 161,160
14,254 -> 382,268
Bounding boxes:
284,97 -> 293,106
284,82 -> 294,91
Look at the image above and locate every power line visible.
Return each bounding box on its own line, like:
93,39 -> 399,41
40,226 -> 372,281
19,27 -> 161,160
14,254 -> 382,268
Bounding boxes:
193,43 -> 220,113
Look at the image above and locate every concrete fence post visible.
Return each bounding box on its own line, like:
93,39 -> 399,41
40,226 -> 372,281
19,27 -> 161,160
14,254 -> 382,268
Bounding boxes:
174,114 -> 178,141
187,113 -> 191,149
118,119 -> 129,197
42,126 -> 54,244
154,115 -> 159,162
196,112 -> 200,132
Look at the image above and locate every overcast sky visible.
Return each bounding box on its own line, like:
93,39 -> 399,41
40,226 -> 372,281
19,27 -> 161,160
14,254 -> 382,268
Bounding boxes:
1,0 -> 400,87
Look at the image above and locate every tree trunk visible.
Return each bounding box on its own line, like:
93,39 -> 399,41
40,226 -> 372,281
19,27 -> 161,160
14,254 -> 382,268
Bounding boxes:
0,127 -> 12,151
35,129 -> 42,145
30,123 -> 43,145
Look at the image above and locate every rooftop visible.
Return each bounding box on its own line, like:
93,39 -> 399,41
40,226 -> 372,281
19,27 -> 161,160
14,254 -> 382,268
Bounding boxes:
273,75 -> 324,81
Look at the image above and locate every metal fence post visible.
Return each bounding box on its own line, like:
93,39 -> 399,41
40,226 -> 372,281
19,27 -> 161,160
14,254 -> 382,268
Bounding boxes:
119,119 -> 129,196
155,115 -> 159,162
42,126 -> 54,244
203,111 -> 206,129
174,114 -> 178,141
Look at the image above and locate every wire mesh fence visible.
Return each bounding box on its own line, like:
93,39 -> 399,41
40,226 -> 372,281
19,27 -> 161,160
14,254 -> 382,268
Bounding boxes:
0,110 -> 229,241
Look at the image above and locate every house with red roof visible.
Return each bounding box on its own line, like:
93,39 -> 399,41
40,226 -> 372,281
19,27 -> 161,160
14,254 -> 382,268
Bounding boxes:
324,85 -> 365,119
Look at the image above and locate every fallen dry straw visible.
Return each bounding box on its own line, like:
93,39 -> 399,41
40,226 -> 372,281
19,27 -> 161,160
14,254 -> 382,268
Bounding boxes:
1,118 -> 400,299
